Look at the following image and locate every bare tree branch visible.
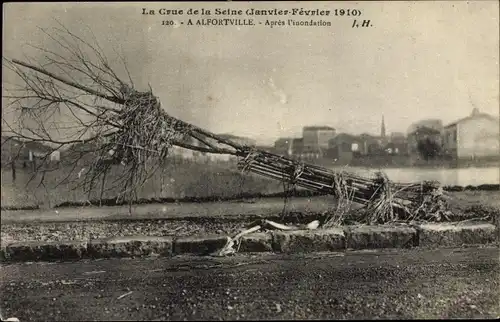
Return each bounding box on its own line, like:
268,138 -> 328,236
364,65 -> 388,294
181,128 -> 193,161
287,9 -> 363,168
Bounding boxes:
10,59 -> 124,105
2,23 -> 251,206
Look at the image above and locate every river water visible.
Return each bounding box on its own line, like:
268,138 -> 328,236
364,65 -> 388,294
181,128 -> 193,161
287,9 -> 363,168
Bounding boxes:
330,166 -> 500,186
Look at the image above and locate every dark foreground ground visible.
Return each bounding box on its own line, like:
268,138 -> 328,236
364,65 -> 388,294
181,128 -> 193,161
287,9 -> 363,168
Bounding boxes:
1,246 -> 498,320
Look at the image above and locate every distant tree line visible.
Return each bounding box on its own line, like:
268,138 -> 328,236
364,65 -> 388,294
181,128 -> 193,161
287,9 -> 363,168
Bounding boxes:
416,137 -> 443,160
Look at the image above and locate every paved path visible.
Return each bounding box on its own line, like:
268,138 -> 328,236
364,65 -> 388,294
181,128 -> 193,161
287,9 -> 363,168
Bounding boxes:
2,190 -> 498,225
1,246 -> 498,320
1,197 -> 337,224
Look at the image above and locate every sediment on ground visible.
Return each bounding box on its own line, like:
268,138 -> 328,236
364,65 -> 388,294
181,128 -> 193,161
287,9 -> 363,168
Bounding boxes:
2,208 -> 498,245
1,219 -> 247,245
1,213 -> 327,244
2,185 -> 499,245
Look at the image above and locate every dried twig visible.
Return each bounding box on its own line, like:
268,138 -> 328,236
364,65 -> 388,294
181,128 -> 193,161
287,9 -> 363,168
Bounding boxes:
117,291 -> 133,300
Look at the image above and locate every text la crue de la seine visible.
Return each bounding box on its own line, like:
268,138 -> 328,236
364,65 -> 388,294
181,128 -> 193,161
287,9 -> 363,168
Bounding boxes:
143,8 -> 334,17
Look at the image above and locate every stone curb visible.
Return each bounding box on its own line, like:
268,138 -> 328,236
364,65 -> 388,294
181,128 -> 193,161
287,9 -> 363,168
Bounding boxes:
344,225 -> 417,250
88,236 -> 174,258
271,228 -> 345,253
173,235 -> 229,255
3,240 -> 87,262
416,223 -> 497,247
0,223 -> 497,262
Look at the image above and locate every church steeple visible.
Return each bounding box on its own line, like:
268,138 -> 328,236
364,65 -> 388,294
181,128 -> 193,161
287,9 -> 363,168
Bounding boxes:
381,115 -> 386,139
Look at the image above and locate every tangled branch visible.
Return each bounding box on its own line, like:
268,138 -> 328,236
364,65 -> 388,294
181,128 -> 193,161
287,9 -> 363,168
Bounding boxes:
3,22 -> 449,221
2,23 -> 242,204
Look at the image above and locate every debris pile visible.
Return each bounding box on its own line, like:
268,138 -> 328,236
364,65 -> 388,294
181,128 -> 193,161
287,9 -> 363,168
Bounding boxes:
5,26 -> 450,238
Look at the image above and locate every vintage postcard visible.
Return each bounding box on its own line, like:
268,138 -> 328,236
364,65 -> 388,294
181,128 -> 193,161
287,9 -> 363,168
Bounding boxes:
1,1 -> 499,321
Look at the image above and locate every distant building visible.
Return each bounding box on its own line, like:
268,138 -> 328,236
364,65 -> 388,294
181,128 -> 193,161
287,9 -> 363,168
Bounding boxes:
384,142 -> 408,155
380,115 -> 388,145
1,136 -> 55,166
358,133 -> 384,155
274,137 -> 294,156
387,132 -> 408,155
1,136 -> 22,166
407,119 -> 443,135
50,150 -> 61,162
389,132 -> 406,143
406,119 -> 444,157
302,126 -> 336,156
442,108 -> 499,159
328,133 -> 363,162
290,138 -> 304,159
407,126 -> 442,156
1,136 -> 62,174
22,141 -> 54,161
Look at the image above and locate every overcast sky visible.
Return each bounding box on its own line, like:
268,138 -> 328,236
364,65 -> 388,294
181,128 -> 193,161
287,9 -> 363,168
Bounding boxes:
3,1 -> 499,145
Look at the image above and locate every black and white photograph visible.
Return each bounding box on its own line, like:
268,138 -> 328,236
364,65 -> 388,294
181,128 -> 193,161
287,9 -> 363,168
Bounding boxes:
1,1 -> 499,320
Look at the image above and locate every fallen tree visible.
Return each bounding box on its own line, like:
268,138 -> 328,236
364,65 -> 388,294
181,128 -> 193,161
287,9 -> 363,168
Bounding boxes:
2,24 -> 450,230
